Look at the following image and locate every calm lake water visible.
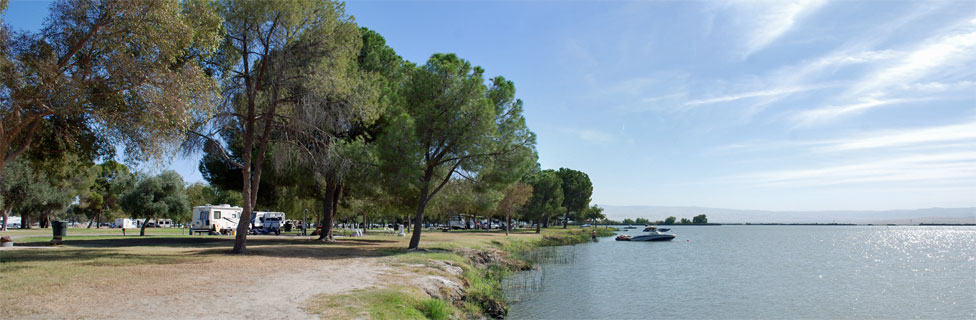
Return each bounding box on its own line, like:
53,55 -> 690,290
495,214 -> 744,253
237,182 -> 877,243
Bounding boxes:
504,226 -> 975,319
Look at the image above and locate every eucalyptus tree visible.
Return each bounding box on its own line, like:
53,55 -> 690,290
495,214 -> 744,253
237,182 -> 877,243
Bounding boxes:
0,0 -> 221,176
556,168 -> 593,228
120,171 -> 189,236
522,170 -> 564,233
378,54 -> 537,249
184,0 -> 362,253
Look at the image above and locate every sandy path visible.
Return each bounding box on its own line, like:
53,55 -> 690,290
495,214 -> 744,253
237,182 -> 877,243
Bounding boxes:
23,255 -> 389,319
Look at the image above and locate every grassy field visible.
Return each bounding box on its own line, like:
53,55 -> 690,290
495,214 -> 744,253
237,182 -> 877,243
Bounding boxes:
0,226 -> 612,319
1,226 -> 188,237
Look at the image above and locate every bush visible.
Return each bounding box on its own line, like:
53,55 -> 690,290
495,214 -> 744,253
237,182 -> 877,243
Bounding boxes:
417,299 -> 450,320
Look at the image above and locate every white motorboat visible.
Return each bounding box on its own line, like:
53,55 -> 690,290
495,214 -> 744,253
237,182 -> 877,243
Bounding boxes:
629,227 -> 675,241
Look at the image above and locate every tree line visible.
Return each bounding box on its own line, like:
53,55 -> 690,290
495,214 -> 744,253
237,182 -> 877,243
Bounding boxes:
0,0 -> 600,252
614,214 -> 708,225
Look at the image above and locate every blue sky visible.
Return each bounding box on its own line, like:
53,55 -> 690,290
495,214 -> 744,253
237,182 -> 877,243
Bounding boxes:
5,1 -> 975,211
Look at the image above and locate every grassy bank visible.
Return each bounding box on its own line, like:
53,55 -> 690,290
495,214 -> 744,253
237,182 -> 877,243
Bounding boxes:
305,227 -> 617,319
0,227 -> 614,319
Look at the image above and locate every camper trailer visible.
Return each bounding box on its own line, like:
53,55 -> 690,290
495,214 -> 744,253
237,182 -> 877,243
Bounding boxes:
3,216 -> 21,228
113,218 -> 139,229
251,211 -> 285,235
448,215 -> 469,230
146,219 -> 174,228
189,204 -> 244,235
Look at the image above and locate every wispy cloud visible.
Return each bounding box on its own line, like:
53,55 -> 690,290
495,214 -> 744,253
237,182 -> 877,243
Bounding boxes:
562,128 -> 615,144
818,121 -> 976,152
684,85 -> 828,107
791,98 -> 918,127
728,0 -> 828,57
732,151 -> 976,188
846,18 -> 976,98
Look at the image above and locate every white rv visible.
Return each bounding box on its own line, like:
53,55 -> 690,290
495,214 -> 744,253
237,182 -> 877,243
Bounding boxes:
113,218 -> 139,229
146,219 -> 174,228
3,216 -> 21,228
189,204 -> 244,235
251,211 -> 285,235
448,215 -> 469,230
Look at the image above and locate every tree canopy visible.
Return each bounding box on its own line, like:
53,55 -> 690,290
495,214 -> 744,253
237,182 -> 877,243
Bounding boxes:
120,171 -> 189,236
0,0 -> 221,175
377,53 -> 536,249
556,168 -> 592,228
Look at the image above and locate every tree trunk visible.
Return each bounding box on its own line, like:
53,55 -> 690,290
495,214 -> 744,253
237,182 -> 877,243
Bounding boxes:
563,208 -> 570,229
40,213 -> 50,228
505,211 -> 510,236
140,215 -> 151,236
408,181 -> 431,250
318,184 -> 337,241
96,211 -> 102,229
1,208 -> 9,231
536,213 -> 542,234
21,215 -> 30,229
362,210 -> 367,230
86,215 -> 96,228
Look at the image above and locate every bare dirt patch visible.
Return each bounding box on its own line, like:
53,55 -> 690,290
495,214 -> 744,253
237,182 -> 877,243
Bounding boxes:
2,243 -> 391,319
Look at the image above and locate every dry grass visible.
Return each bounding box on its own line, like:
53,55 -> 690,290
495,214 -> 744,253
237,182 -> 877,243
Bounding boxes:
0,227 -> 576,319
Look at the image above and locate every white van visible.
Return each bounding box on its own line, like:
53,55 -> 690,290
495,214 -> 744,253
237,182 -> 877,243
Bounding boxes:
190,204 -> 244,235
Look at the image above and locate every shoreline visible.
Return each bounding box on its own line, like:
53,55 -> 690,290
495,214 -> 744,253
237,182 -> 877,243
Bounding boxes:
0,227 -> 616,319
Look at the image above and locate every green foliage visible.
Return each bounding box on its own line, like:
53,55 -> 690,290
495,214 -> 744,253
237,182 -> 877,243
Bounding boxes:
680,217 -> 691,224
522,170 -> 563,232
377,53 -> 536,248
621,218 -> 635,225
693,214 -> 708,224
1,0 -> 221,168
664,216 -> 676,225
72,160 -> 135,225
555,168 -> 593,225
580,204 -> 605,222
185,182 -> 241,208
635,217 -> 650,225
120,171 -> 190,235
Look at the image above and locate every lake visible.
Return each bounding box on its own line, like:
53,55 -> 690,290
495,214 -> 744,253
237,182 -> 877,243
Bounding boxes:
504,226 -> 975,319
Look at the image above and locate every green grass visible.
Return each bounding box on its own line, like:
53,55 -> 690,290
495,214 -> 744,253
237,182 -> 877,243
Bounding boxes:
1,226 -> 189,237
305,287 -> 457,320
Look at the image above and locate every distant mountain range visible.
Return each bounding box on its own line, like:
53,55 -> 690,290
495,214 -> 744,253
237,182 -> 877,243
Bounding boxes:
599,205 -> 976,225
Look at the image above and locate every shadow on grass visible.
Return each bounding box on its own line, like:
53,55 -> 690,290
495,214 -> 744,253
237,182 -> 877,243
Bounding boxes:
7,236 -> 412,262
0,248 -> 198,265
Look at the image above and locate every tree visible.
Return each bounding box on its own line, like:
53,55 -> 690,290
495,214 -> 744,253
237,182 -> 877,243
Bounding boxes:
555,168 -> 592,229
73,160 -> 134,228
0,0 -> 220,177
0,158 -> 30,230
522,170 -> 563,234
680,218 -> 691,224
622,218 -> 635,225
495,182 -> 532,235
184,0 -> 360,253
635,217 -> 650,225
693,214 -> 708,224
377,54 -> 536,249
664,216 -> 676,225
580,204 -> 605,224
185,182 -> 242,207
120,171 -> 189,236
